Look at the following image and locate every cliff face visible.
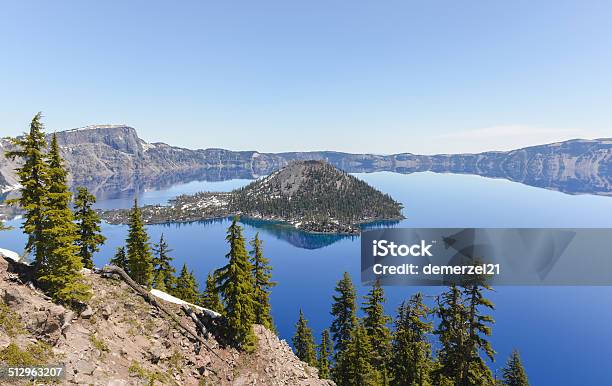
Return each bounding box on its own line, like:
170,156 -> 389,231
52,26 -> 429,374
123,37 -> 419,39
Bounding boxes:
1,125 -> 610,196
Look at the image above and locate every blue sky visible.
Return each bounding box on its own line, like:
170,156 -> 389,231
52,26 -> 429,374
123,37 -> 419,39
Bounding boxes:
1,0 -> 610,154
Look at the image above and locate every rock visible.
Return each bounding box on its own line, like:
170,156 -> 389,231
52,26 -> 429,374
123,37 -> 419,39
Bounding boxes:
101,305 -> 112,320
74,359 -> 96,375
2,287 -> 22,306
81,306 -> 94,319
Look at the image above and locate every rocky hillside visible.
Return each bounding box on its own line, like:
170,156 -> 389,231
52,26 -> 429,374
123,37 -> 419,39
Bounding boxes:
1,125 -> 611,196
0,252 -> 332,385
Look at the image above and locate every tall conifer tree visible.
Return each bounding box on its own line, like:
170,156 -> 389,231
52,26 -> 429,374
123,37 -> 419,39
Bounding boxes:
434,285 -> 467,384
110,246 -> 128,271
391,293 -> 433,386
330,272 -> 357,354
5,113 -> 49,271
174,263 -> 200,303
73,186 -> 105,269
317,329 -> 332,379
201,272 -> 223,312
502,349 -> 529,386
216,217 -> 256,351
292,309 -> 317,366
362,279 -> 392,385
125,199 -> 153,287
249,233 -> 275,330
151,234 -> 175,289
37,134 -> 91,305
335,322 -> 380,386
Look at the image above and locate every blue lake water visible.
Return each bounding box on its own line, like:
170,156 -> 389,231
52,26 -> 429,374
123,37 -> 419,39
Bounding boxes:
2,171 -> 612,385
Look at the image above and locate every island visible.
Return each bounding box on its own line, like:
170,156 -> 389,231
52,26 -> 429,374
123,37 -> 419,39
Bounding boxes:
100,160 -> 404,234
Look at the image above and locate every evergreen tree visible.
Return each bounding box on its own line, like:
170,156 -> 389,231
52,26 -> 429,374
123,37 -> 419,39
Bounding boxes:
461,278 -> 496,386
335,321 -> 380,386
201,272 -> 223,312
174,263 -> 200,303
330,272 -> 357,354
501,350 -> 529,386
37,134 -> 91,305
125,199 -> 153,287
215,217 -> 256,351
153,270 -> 167,292
151,234 -> 175,289
249,233 -> 276,330
317,329 -> 332,379
391,293 -> 433,386
5,113 -> 49,272
73,186 -> 105,269
362,279 -> 392,385
292,309 -> 317,367
434,285 -> 467,384
110,246 -> 128,271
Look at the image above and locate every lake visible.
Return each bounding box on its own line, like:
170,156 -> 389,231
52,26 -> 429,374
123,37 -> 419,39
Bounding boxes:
2,171 -> 612,385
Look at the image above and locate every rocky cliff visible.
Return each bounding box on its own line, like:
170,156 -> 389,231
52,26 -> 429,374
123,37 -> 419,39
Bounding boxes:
0,252 -> 332,385
1,125 -> 610,196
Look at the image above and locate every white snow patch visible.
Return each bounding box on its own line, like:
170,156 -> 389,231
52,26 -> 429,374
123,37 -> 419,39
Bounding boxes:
1,183 -> 21,194
0,248 -> 29,265
150,289 -> 222,318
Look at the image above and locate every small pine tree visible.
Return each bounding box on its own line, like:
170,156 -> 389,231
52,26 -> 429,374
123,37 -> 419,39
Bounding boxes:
502,350 -> 529,386
37,134 -> 91,306
317,328 -> 332,379
249,233 -> 276,330
125,199 -> 153,287
215,217 -> 256,351
335,321 -> 380,386
362,279 -> 392,385
73,186 -> 105,269
153,270 -> 167,292
5,112 -> 49,272
201,272 -> 223,312
434,285 -> 467,384
292,309 -> 317,367
391,293 -> 433,386
152,234 -> 176,289
330,272 -> 357,354
110,246 -> 128,271
174,263 -> 200,303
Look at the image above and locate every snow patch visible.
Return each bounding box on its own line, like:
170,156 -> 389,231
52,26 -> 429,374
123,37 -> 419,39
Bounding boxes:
150,289 -> 222,318
1,183 -> 21,193
0,248 -> 29,265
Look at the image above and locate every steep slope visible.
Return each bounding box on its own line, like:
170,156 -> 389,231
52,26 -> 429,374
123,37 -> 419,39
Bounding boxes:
1,125 -> 611,196
0,253 -> 332,385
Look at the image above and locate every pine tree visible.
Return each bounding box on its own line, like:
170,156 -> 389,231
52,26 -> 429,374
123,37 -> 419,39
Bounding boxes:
335,321 -> 380,386
110,246 -> 128,271
317,328 -> 332,379
249,233 -> 276,330
153,270 -> 167,292
174,263 -> 200,303
292,309 -> 317,366
362,279 -> 392,385
125,198 -> 153,287
391,293 -> 433,386
502,349 -> 529,386
37,134 -> 91,306
5,113 -> 49,272
330,272 -> 357,354
215,217 -> 256,351
152,234 -> 175,290
434,285 -> 467,384
201,272 -> 223,312
461,278 -> 496,386
73,186 -> 105,269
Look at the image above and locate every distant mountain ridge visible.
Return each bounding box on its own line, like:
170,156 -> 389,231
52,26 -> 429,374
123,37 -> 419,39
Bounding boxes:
1,124 -> 611,196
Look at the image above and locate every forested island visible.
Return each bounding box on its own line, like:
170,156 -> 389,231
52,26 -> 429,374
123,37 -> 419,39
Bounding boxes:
100,160 -> 404,234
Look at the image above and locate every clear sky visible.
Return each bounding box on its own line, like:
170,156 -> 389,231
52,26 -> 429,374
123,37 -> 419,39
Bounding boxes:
1,1 -> 610,154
